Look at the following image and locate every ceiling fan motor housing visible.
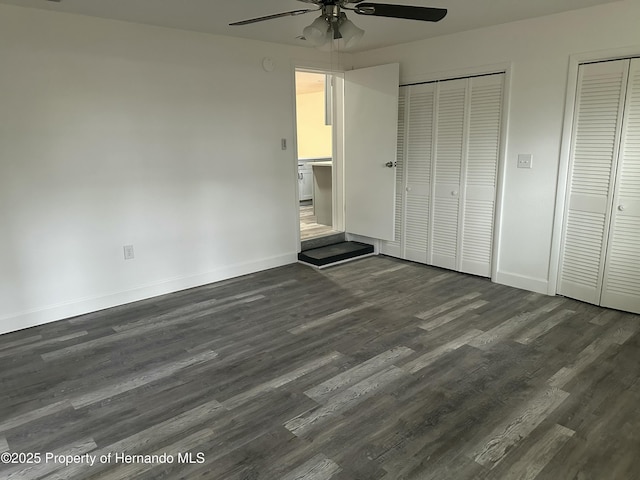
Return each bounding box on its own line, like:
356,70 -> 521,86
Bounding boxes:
324,4 -> 341,23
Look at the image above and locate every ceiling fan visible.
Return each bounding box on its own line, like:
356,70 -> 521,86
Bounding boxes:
230,1 -> 447,49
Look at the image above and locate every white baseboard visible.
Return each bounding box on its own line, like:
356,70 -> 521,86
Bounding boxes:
494,270 -> 550,295
0,253 -> 297,336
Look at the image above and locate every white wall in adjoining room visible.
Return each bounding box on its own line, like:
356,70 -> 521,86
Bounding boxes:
0,4 -> 352,335
296,89 -> 333,160
352,0 -> 640,294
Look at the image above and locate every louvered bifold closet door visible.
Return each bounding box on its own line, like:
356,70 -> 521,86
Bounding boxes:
430,79 -> 467,270
404,83 -> 435,262
381,88 -> 407,258
601,58 -> 640,314
460,74 -> 504,277
558,60 -> 629,304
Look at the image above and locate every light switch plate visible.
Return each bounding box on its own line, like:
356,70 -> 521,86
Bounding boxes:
518,154 -> 533,169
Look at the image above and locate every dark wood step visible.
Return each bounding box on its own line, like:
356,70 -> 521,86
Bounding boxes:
298,241 -> 374,268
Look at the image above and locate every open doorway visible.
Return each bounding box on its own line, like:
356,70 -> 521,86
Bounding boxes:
294,70 -> 343,242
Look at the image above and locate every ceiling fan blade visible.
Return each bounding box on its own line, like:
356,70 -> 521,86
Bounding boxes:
354,3 -> 447,22
230,9 -> 315,26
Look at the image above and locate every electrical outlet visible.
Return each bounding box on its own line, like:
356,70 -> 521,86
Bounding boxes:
123,245 -> 135,260
518,154 -> 533,169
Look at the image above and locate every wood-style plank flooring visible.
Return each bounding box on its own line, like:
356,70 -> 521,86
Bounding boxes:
1,256 -> 639,479
300,203 -> 338,240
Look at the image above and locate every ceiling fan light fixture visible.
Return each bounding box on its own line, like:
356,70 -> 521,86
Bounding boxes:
317,29 -> 337,51
338,18 -> 364,49
303,16 -> 330,46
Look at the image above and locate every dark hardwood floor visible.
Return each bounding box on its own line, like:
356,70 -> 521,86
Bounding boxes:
1,256 -> 639,479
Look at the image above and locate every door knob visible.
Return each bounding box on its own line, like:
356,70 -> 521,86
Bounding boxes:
451,190 -> 459,196
385,161 -> 395,168
618,205 -> 625,211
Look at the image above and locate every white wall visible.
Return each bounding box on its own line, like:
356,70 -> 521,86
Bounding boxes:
353,0 -> 640,294
0,5 -> 349,334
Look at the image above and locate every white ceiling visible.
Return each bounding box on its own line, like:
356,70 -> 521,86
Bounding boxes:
0,0 -> 620,53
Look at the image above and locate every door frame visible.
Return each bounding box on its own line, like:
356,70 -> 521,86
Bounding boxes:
291,63 -> 346,250
549,46 -> 640,296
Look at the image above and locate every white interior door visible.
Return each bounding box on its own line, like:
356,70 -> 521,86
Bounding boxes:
601,58 -> 640,314
558,60 -> 629,305
344,63 -> 400,241
380,88 -> 407,258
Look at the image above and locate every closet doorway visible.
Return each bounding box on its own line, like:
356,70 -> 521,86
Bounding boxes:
557,58 -> 640,315
381,72 -> 506,279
